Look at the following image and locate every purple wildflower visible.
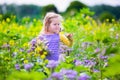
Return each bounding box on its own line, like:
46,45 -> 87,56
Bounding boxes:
37,58 -> 41,62
15,64 -> 20,70
75,60 -> 82,66
116,33 -> 119,39
12,52 -> 17,57
93,69 -> 100,73
2,43 -> 10,48
84,60 -> 96,67
101,48 -> 106,55
94,48 -> 100,53
38,35 -> 44,41
78,73 -> 90,80
30,38 -> 37,45
100,56 -> 108,60
27,49 -> 32,53
31,46 -> 36,50
60,69 -> 77,80
19,48 -> 24,52
84,60 -> 90,65
46,60 -> 58,68
81,42 -> 88,48
74,59 -> 77,63
51,72 -> 63,80
103,62 -> 108,67
24,63 -> 33,70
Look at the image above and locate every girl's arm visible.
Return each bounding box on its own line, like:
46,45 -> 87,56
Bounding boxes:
59,32 -> 73,47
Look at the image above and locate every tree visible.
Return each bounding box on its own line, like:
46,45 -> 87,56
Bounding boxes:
64,1 -> 87,17
19,5 -> 41,19
99,11 -> 116,22
90,5 -> 120,20
67,1 -> 87,11
41,4 -> 58,17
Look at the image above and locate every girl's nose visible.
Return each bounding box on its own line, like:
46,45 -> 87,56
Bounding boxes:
57,24 -> 59,26
56,25 -> 59,28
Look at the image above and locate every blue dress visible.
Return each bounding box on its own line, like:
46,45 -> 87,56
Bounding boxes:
38,33 -> 60,61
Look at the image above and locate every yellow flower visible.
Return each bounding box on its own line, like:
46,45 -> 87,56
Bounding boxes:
34,53 -> 39,57
106,19 -> 109,22
27,54 -> 31,57
85,25 -> 92,31
27,52 -> 34,57
6,18 -> 10,23
33,18 -> 37,22
23,43 -> 28,47
14,49 -> 19,52
9,40 -> 15,46
40,62 -> 45,66
44,59 -> 48,64
43,51 -> 47,55
35,47 -> 42,53
5,57 -> 10,61
40,55 -> 46,59
29,52 -> 34,55
85,16 -> 90,20
112,19 -> 115,22
2,20 -> 5,25
24,60 -> 28,64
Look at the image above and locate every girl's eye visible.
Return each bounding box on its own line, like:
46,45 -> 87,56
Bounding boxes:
54,23 -> 60,26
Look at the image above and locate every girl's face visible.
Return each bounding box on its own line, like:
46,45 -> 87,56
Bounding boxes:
48,17 -> 61,34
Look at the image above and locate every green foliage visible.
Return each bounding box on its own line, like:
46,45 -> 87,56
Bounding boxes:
19,5 -> 41,17
66,1 -> 87,12
1,3 -> 120,20
0,13 -> 16,22
0,8 -> 120,80
90,5 -> 120,20
64,1 -> 87,16
41,4 -> 58,17
103,54 -> 120,79
99,11 -> 116,22
74,65 -> 88,73
7,71 -> 47,80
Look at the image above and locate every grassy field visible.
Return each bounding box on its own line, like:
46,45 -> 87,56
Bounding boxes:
0,9 -> 120,80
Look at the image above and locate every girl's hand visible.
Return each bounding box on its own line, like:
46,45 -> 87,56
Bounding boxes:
67,33 -> 73,41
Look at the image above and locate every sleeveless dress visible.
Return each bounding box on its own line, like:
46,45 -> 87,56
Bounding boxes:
38,33 -> 60,61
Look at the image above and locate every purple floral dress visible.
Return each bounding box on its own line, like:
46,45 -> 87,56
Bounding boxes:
38,33 -> 60,61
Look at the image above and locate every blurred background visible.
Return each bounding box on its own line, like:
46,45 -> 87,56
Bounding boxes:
0,0 -> 120,22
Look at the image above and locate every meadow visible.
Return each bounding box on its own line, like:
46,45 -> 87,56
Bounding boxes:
0,8 -> 120,80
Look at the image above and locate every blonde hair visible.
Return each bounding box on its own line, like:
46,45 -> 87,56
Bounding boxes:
40,12 -> 63,34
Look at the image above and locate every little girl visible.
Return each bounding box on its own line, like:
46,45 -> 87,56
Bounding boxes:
37,12 -> 73,61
